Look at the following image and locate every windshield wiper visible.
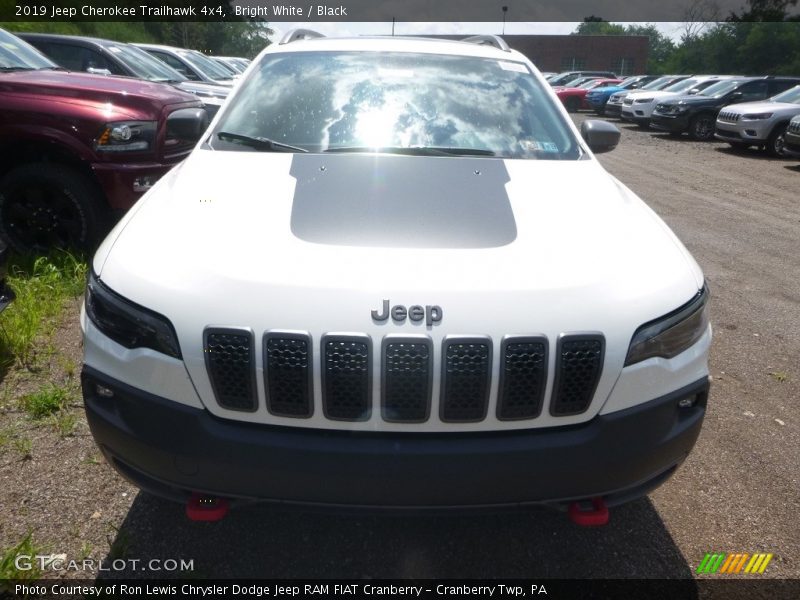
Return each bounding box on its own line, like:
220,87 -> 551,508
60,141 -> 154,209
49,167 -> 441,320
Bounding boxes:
216,131 -> 308,153
324,146 -> 496,157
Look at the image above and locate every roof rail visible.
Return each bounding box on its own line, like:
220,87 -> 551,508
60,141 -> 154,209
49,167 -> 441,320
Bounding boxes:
280,29 -> 325,45
461,35 -> 510,52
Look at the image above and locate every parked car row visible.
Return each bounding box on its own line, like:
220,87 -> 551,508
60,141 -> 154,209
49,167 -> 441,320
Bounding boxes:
0,28 -> 243,253
556,68 -> 800,158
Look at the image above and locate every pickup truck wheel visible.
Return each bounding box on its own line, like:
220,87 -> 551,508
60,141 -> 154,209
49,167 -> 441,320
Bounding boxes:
766,125 -> 788,157
689,114 -> 715,141
0,164 -> 105,253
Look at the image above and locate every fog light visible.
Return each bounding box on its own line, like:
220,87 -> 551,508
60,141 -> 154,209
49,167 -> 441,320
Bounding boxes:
677,397 -> 695,409
745,130 -> 757,137
133,176 -> 156,193
96,384 -> 114,399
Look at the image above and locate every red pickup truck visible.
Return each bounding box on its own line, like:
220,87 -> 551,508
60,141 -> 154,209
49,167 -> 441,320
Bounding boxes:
0,29 -> 206,253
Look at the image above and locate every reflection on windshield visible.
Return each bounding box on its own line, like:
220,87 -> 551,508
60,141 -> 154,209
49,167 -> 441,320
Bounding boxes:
698,80 -> 742,97
108,44 -> 186,82
771,85 -> 800,104
213,51 -> 581,160
0,29 -> 57,70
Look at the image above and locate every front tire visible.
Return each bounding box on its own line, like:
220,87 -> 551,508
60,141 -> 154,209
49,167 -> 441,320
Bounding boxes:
689,114 -> 715,141
0,163 -> 106,254
766,125 -> 788,157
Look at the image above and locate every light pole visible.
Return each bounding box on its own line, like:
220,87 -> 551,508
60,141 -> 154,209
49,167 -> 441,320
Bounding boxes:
502,6 -> 508,35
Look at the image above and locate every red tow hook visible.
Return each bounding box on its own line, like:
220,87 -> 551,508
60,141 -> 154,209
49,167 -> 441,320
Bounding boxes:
568,497 -> 609,526
186,493 -> 229,522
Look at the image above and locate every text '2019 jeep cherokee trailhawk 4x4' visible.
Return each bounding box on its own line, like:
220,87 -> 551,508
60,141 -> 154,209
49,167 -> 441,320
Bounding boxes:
81,32 -> 712,521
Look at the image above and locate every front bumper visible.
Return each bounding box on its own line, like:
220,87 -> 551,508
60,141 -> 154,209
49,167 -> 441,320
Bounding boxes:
651,113 -> 691,133
785,130 -> 800,156
83,366 -> 709,508
604,103 -> 623,118
714,123 -> 769,144
91,161 -> 180,211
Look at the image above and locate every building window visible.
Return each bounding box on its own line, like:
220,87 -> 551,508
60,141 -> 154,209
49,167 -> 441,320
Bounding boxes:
611,58 -> 635,76
561,57 -> 586,71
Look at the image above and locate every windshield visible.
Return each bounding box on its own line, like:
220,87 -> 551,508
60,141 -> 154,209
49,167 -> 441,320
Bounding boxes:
578,79 -> 605,89
698,79 -> 745,97
771,85 -> 800,104
0,29 -> 58,70
662,78 -> 702,93
105,43 -> 186,82
178,49 -> 233,81
641,76 -> 679,91
211,51 -> 582,160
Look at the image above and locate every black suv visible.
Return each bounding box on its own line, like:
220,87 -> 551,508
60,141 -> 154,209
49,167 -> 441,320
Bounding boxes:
650,76 -> 800,140
19,33 -> 229,115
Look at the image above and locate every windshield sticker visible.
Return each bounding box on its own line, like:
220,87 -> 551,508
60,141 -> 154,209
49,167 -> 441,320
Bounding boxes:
498,61 -> 528,73
521,140 -> 559,153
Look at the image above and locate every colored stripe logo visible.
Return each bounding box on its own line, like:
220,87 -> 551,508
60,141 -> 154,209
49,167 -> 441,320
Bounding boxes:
697,552 -> 773,574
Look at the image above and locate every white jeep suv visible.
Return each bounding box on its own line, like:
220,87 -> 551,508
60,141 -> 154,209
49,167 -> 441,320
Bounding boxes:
715,84 -> 800,156
81,32 -> 711,514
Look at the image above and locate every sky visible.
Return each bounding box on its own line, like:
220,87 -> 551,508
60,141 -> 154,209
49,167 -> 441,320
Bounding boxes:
268,22 -> 693,43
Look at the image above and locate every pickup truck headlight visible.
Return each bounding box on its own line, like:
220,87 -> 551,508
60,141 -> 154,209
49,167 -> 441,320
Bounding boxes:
85,271 -> 181,359
625,286 -> 709,366
742,112 -> 773,120
634,98 -> 654,103
94,121 -> 156,152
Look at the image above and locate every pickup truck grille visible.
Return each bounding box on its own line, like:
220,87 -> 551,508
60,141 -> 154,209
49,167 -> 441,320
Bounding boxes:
203,331 -> 605,426
789,119 -> 800,134
718,111 -> 740,123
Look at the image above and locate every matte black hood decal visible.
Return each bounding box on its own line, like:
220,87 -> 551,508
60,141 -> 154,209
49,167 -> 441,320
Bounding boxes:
289,154 -> 517,249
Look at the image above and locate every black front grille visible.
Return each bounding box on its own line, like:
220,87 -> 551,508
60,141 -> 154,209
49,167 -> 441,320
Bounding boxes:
323,336 -> 372,421
497,337 -> 548,420
264,333 -> 312,417
204,329 -> 256,411
440,338 -> 491,422
551,335 -> 604,416
382,338 -> 432,422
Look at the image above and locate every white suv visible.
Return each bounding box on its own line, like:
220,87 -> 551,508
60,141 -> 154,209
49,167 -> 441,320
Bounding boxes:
621,76 -> 732,128
81,32 -> 711,516
715,84 -> 800,156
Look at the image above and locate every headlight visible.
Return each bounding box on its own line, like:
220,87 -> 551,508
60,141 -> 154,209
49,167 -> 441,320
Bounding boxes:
634,98 -> 654,103
94,121 -> 156,153
742,112 -> 773,120
625,286 -> 709,366
85,271 -> 182,359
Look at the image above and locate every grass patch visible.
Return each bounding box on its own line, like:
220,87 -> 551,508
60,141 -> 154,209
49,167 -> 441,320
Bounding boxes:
769,371 -> 788,382
13,436 -> 32,460
0,251 -> 87,368
20,384 -> 72,419
0,532 -> 44,580
51,410 -> 78,438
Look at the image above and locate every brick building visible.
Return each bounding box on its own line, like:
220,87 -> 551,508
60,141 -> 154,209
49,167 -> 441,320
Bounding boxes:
500,35 -> 649,76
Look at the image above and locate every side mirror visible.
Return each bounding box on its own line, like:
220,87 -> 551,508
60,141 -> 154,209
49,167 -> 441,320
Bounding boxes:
729,91 -> 744,102
86,67 -> 111,76
580,120 -> 621,153
166,107 -> 208,142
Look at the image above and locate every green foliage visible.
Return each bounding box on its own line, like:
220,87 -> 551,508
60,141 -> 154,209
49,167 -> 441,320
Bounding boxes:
0,532 -> 43,580
0,252 -> 87,368
20,384 -> 71,419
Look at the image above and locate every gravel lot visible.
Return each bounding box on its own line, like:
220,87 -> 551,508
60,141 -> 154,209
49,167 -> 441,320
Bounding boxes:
0,113 -> 797,585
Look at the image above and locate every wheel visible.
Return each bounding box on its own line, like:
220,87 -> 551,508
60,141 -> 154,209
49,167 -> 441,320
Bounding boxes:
565,97 -> 580,113
689,114 -> 715,141
0,163 -> 106,254
766,125 -> 788,157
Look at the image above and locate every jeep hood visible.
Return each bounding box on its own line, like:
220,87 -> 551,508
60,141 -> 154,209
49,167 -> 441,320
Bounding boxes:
97,150 -> 702,331
723,100 -> 800,114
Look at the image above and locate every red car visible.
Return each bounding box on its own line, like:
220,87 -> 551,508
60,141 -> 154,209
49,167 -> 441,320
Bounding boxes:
0,28 -> 207,253
556,79 -> 623,113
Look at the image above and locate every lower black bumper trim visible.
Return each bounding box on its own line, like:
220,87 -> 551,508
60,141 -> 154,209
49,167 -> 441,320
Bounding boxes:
82,366 -> 709,508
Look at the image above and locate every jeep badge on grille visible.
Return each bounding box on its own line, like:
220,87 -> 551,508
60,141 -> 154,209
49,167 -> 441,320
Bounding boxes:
371,299 -> 442,326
